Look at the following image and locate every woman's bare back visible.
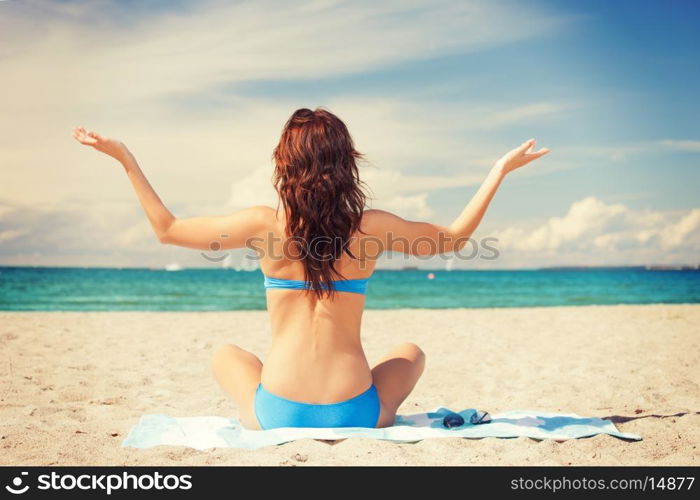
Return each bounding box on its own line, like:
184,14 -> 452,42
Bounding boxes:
255,207 -> 379,403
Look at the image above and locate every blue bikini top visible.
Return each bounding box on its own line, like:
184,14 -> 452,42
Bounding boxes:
263,274 -> 369,295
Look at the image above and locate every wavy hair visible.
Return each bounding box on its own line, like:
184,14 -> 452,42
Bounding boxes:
272,107 -> 368,299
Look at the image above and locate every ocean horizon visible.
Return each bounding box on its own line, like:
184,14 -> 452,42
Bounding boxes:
1,265 -> 698,311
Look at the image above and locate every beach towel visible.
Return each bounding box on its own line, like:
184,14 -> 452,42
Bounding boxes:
122,407 -> 641,450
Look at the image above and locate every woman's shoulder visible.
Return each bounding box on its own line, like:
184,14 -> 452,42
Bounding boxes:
248,205 -> 277,214
236,205 -> 281,235
362,208 -> 393,223
247,205 -> 279,221
361,208 -> 402,234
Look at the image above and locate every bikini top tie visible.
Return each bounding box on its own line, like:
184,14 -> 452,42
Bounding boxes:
262,275 -> 369,295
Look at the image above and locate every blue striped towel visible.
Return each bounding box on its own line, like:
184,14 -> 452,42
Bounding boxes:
122,407 -> 641,451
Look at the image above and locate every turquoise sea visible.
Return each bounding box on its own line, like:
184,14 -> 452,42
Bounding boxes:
1,266 -> 698,311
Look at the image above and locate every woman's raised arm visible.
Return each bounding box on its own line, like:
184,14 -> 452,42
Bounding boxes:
72,127 -> 271,251
364,138 -> 550,256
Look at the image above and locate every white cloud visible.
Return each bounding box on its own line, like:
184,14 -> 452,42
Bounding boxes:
480,197 -> 700,267
493,197 -> 628,252
0,229 -> 29,243
228,164 -> 278,209
479,102 -> 575,130
658,140 -> 700,153
661,208 -> 700,250
0,198 -> 204,267
373,193 -> 433,220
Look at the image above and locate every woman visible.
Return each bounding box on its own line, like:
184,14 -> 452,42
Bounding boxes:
72,107 -> 549,430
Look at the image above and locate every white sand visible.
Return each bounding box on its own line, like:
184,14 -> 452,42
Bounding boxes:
1,304 -> 698,465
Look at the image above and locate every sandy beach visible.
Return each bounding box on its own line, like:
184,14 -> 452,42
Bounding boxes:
1,304 -> 698,466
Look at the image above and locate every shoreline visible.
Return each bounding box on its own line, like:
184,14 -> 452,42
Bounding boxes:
1,304 -> 698,465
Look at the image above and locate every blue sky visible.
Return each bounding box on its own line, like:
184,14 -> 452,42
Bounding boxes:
0,0 -> 698,268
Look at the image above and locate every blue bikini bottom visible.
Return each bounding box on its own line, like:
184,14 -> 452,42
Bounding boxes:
254,383 -> 381,430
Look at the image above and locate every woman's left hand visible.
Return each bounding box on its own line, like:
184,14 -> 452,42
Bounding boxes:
495,138 -> 550,175
72,126 -> 129,162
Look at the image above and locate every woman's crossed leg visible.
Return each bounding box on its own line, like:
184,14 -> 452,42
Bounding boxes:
211,341 -> 425,430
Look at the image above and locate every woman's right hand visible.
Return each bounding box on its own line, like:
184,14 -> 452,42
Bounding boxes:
72,126 -> 129,163
495,138 -> 550,175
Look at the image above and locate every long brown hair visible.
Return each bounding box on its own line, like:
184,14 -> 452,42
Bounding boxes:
272,107 -> 367,299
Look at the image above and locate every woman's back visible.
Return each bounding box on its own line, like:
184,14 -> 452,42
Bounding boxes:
255,207 -> 379,403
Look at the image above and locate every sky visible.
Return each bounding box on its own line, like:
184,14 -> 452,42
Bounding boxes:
0,0 -> 698,269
